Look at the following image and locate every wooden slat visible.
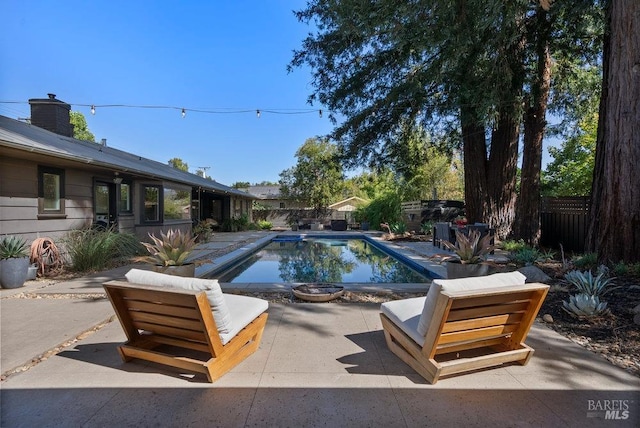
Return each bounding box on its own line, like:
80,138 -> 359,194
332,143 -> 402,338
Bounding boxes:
129,311 -> 203,331
147,335 -> 211,353
434,337 -> 506,355
126,300 -> 202,318
449,291 -> 534,309
442,313 -> 523,333
439,324 -> 519,345
447,302 -> 531,321
437,347 -> 532,377
133,321 -> 208,342
119,345 -> 210,375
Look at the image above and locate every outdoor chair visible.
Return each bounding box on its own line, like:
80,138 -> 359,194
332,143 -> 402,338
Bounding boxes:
380,272 -> 549,384
103,269 -> 268,382
433,222 -> 454,248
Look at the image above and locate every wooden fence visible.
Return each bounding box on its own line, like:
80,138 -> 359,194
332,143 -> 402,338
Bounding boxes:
540,196 -> 590,253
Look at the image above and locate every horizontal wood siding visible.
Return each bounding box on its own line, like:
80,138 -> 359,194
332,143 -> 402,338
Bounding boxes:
0,156 -> 94,241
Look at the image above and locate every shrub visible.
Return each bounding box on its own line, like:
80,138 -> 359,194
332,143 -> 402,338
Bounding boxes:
500,239 -> 527,252
573,252 -> 598,270
257,220 -> 273,230
64,228 -> 143,272
388,221 -> 407,234
420,221 -> 434,235
192,221 -> 214,243
357,191 -> 402,230
509,247 -> 542,266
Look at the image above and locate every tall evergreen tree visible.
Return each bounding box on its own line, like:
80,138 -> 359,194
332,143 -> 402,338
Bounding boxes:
587,0 -> 640,263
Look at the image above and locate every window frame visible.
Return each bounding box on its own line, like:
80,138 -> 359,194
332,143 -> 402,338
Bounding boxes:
141,184 -> 162,224
118,181 -> 133,214
37,166 -> 66,219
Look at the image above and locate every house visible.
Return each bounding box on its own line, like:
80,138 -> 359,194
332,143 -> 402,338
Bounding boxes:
328,196 -> 368,220
0,94 -> 255,243
246,185 -> 306,210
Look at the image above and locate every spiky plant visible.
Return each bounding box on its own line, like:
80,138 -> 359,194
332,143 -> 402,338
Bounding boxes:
562,293 -> 609,318
0,236 -> 29,259
564,270 -> 618,297
134,229 -> 198,267
441,230 -> 494,264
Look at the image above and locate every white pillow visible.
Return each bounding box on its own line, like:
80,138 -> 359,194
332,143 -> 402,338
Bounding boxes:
416,271 -> 527,337
125,269 -> 233,334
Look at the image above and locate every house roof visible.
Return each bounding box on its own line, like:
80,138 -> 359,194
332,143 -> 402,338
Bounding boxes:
328,196 -> 368,209
247,185 -> 282,199
0,115 -> 252,199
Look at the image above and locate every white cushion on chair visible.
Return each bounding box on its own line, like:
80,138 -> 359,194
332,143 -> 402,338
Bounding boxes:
220,294 -> 269,345
125,269 -> 233,334
416,271 -> 527,337
381,296 -> 427,346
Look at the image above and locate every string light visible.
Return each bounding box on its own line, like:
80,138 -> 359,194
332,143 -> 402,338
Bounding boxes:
319,109 -> 323,118
0,100 -> 329,117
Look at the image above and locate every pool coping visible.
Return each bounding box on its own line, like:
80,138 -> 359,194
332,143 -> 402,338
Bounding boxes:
196,231 -> 446,293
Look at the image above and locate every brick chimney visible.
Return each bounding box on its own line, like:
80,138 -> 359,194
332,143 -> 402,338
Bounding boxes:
28,93 -> 73,137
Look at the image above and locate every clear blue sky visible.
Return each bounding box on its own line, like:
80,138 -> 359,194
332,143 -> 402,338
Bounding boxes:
0,1 -> 334,185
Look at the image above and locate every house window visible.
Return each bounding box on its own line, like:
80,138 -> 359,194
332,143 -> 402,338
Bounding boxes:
119,182 -> 132,213
279,202 -> 285,209
163,185 -> 191,220
143,185 -> 161,222
37,166 -> 65,218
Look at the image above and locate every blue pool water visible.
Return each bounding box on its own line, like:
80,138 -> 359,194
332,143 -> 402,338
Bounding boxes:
214,237 -> 431,283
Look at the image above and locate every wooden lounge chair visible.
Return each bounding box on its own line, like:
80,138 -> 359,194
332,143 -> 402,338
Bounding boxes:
103,270 -> 268,382
380,272 -> 549,384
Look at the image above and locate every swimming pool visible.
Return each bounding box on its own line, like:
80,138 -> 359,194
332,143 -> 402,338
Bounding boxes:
213,237 -> 431,283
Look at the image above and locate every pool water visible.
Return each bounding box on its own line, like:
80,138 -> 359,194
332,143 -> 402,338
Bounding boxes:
214,237 -> 431,283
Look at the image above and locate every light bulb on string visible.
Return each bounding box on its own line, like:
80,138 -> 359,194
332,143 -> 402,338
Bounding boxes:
256,109 -> 261,119
181,108 -> 186,118
90,105 -> 95,115
319,109 -> 323,118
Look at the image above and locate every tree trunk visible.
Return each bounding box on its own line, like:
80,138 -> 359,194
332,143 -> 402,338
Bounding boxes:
586,0 -> 640,263
486,106 -> 520,239
514,8 -> 552,245
461,107 -> 489,225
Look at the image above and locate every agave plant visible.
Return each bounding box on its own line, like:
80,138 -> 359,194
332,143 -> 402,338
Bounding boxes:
562,293 -> 609,318
0,235 -> 29,259
441,230 -> 494,264
564,270 -> 618,297
134,229 -> 198,267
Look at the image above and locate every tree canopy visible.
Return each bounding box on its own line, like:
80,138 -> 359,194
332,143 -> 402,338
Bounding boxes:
542,113 -> 597,197
279,138 -> 344,214
70,111 -> 95,142
291,0 -> 603,241
168,158 -> 189,172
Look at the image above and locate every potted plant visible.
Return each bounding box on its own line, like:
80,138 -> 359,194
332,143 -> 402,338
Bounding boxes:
192,220 -> 214,243
133,229 -> 200,277
440,229 -> 495,278
0,236 -> 30,288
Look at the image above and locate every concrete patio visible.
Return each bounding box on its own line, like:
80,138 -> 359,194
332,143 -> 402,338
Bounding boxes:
1,232 -> 639,427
